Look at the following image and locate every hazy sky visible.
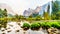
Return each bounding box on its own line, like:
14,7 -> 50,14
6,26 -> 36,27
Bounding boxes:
0,0 -> 52,15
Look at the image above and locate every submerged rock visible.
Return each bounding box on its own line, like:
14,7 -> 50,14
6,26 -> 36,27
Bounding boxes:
2,32 -> 5,34
1,28 -> 5,32
7,29 -> 11,33
16,30 -> 20,32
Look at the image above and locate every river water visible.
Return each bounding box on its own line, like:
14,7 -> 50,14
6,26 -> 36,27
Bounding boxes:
0,21 -> 48,34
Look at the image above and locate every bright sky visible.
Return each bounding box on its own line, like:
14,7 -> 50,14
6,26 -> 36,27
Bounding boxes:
0,0 -> 52,15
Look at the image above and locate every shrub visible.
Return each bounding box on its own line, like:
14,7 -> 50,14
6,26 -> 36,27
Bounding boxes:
51,22 -> 60,29
22,23 -> 30,30
30,23 -> 40,30
41,22 -> 51,29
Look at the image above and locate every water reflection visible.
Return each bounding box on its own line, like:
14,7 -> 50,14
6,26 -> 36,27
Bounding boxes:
0,20 -> 7,29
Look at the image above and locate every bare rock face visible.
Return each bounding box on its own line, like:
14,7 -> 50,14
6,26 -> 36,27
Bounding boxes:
48,27 -> 60,34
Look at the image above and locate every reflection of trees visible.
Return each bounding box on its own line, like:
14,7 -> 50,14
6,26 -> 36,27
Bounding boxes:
0,18 -> 7,29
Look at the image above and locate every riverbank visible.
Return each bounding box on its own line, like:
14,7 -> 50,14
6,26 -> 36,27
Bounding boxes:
0,21 -> 60,34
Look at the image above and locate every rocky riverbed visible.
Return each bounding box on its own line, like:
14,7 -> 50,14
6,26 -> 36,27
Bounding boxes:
0,21 -> 60,34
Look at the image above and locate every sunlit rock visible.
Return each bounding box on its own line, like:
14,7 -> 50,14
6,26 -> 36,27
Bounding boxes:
15,30 -> 20,32
48,27 -> 59,34
7,29 -> 11,33
1,28 -> 5,32
2,32 -> 5,34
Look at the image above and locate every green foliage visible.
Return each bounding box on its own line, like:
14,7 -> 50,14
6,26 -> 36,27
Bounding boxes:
0,9 -> 7,18
0,19 -> 7,29
30,21 -> 60,29
51,21 -> 60,29
43,12 -> 50,20
51,1 -> 60,20
14,15 -> 26,21
41,22 -> 51,29
22,21 -> 60,30
31,23 -> 40,30
0,9 -> 7,29
22,23 -> 30,30
41,21 -> 60,29
35,15 -> 42,21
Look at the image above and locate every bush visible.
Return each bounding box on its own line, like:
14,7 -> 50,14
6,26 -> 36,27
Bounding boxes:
22,23 -> 30,30
22,21 -> 60,30
30,23 -> 40,30
41,22 -> 51,29
51,21 -> 60,29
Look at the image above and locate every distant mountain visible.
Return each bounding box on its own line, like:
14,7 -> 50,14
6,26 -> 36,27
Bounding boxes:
23,8 -> 34,17
23,1 -> 53,17
23,1 -> 52,17
23,6 -> 41,17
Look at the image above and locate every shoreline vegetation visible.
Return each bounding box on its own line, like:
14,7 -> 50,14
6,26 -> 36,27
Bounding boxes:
0,17 -> 60,29
0,20 -> 60,34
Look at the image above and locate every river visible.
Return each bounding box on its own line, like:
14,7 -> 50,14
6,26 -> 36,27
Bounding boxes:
0,21 -> 48,34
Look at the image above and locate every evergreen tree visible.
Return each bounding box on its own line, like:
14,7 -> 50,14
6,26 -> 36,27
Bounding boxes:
3,9 -> 7,17
51,0 -> 60,20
